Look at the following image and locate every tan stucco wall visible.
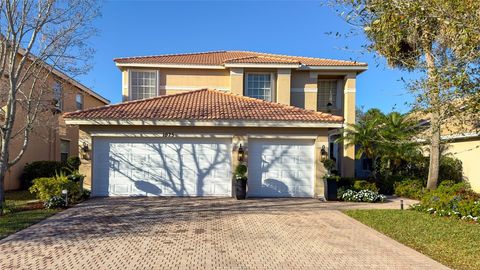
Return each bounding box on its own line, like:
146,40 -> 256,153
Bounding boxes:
229,68 -> 244,96
276,69 -> 291,105
118,66 -> 359,179
445,139 -> 480,192
3,76 -> 107,190
81,125 -> 331,197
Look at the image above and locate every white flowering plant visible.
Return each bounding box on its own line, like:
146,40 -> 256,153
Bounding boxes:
341,189 -> 386,203
410,181 -> 480,224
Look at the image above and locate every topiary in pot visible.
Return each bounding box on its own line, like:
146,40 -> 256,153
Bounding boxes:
234,164 -> 248,200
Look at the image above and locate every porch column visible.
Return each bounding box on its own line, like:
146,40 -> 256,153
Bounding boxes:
276,69 -> 291,105
342,73 -> 356,178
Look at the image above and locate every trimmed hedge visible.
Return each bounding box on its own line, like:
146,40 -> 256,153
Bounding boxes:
21,157 -> 82,189
21,161 -> 65,189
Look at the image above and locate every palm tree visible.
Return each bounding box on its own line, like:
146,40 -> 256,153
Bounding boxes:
337,109 -> 421,180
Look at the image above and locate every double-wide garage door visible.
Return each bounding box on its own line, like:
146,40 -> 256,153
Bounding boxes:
92,137 -> 232,197
91,137 -> 315,197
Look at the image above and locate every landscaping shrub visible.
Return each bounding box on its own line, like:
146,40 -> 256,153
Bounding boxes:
43,196 -> 66,209
67,170 -> 85,183
337,176 -> 355,188
411,180 -> 480,223
29,175 -> 81,203
341,189 -> 386,203
66,156 -> 81,171
21,161 -> 65,189
80,189 -> 91,200
337,186 -> 349,198
0,201 -> 16,215
353,180 -> 378,192
439,156 -> 463,183
394,179 -> 425,199
321,158 -> 336,174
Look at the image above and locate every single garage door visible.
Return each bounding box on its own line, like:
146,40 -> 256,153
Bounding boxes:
92,137 -> 232,197
248,139 -> 315,197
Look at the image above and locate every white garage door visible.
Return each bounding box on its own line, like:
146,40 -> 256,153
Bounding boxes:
248,139 -> 315,197
92,137 -> 232,197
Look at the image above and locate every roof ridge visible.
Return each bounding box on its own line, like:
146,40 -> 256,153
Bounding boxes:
113,51 -> 227,61
64,88 -> 209,117
223,55 -> 258,62
231,50 -> 365,65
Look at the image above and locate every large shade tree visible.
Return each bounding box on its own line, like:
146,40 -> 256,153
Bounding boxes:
0,0 -> 99,208
330,0 -> 480,189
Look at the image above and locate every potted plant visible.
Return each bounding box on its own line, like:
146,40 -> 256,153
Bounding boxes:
323,176 -> 338,201
234,164 -> 248,200
322,159 -> 338,201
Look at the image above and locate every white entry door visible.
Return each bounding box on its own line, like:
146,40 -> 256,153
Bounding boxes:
247,139 -> 315,197
92,137 -> 232,197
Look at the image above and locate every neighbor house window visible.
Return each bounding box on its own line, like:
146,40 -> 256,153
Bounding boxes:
53,81 -> 63,111
317,80 -> 337,110
245,73 -> 272,101
129,70 -> 158,100
60,140 -> 70,163
75,94 -> 83,110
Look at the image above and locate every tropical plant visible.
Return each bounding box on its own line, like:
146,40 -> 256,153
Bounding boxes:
330,0 -> 480,189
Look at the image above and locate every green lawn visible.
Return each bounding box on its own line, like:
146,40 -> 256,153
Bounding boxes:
1,190 -> 58,240
0,209 -> 59,239
5,190 -> 38,206
345,209 -> 480,270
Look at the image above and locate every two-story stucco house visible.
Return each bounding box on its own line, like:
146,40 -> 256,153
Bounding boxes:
64,51 -> 367,198
2,66 -> 109,191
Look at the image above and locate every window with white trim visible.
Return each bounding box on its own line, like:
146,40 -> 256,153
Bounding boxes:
245,73 -> 272,101
130,70 -> 157,100
317,80 -> 337,110
75,94 -> 83,110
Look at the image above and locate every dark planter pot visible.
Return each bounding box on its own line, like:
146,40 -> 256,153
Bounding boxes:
323,178 -> 338,201
235,178 -> 247,200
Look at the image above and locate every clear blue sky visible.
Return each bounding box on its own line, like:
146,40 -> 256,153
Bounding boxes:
78,0 -> 419,113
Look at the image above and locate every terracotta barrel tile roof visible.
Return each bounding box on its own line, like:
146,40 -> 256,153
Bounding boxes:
64,89 -> 343,123
114,51 -> 366,67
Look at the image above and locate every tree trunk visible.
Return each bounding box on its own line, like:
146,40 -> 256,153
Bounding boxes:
425,45 -> 441,190
427,122 -> 441,189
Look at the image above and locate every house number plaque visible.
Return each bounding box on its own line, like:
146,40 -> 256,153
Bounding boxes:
161,132 -> 175,138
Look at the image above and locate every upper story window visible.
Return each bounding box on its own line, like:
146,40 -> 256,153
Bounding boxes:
76,94 -> 83,110
130,70 -> 158,100
53,81 -> 63,111
245,73 -> 272,101
317,80 -> 337,110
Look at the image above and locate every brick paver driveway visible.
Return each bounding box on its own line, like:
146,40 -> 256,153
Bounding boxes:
0,198 -> 449,270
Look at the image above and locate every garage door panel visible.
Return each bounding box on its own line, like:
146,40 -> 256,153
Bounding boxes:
248,139 -> 314,198
93,137 -> 232,197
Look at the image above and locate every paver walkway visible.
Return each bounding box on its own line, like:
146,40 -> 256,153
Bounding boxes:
0,197 -> 448,270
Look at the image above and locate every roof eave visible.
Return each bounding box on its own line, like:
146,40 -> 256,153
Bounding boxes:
299,65 -> 368,73
17,48 -> 110,104
64,118 -> 343,128
115,62 -> 226,70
